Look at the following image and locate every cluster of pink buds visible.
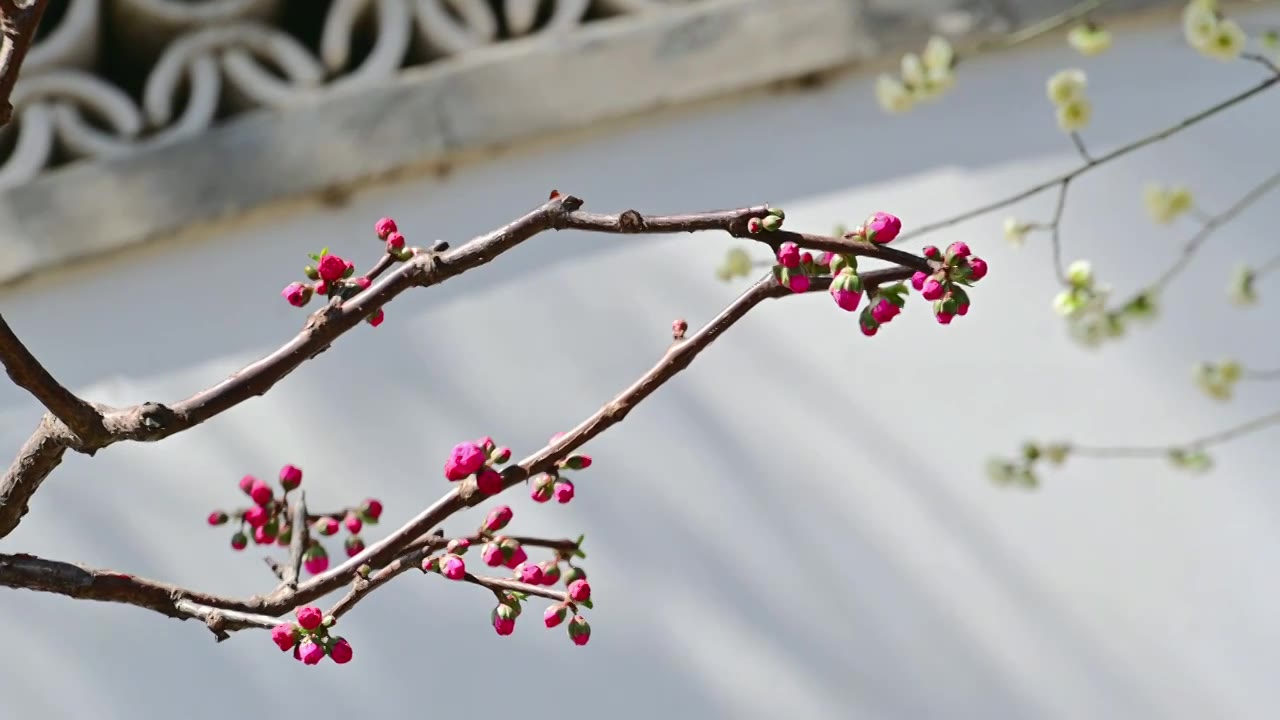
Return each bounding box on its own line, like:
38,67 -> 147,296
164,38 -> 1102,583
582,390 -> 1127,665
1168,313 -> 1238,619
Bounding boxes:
422,536 -> 473,581
544,604 -> 592,646
910,241 -> 989,324
207,464 -> 383,575
271,606 -> 353,665
530,432 -> 592,505
443,437 -> 512,495
772,241 -> 818,293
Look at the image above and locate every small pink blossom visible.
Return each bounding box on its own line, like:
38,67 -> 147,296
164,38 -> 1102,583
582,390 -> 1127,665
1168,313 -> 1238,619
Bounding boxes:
278,464 -> 302,490
553,480 -> 575,504
249,479 -> 273,506
540,562 -> 561,585
777,242 -> 801,269
568,616 -> 591,646
316,517 -> 339,536
281,282 -> 310,307
936,311 -> 955,325
207,511 -> 227,526
503,546 -> 528,570
493,616 -> 516,636
923,245 -> 940,259
363,499 -> 383,520
317,254 -> 348,283
445,442 -> 486,481
344,514 -> 363,534
482,543 -> 503,567
967,256 -> 988,281
788,274 -> 810,293
271,623 -> 296,651
921,278 -> 945,301
442,554 -> 466,580
957,303 -> 970,316
329,638 -> 353,664
545,604 -> 567,628
947,242 -> 971,259
231,532 -> 248,550
253,526 -> 275,544
864,212 -> 902,243
375,217 -> 398,240
476,468 -> 503,495
568,579 -> 592,603
239,475 -> 256,493
483,506 -> 513,533
871,299 -> 899,324
800,251 -> 813,265
517,562 -> 544,585
368,308 -> 385,327
911,271 -> 928,291
860,321 -> 878,337
831,287 -> 861,312
344,536 -> 364,557
304,554 -> 329,575
298,640 -> 325,665
386,232 -> 405,250
531,480 -> 553,503
296,606 -> 323,630
353,277 -> 372,291
244,505 -> 270,528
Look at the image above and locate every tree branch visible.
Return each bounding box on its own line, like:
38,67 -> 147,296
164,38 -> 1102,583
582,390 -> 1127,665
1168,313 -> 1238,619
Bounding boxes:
0,0 -> 49,127
0,315 -> 107,442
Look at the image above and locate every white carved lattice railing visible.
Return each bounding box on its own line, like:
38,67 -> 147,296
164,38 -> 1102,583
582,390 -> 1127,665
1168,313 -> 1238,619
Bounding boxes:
0,0 -> 703,190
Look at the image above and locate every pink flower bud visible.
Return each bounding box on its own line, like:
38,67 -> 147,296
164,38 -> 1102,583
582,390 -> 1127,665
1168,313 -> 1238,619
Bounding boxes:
442,554 -> 466,580
244,505 -> 270,528
295,606 -> 323,630
967,256 -> 988,281
254,525 -> 275,544
923,245 -> 940,259
316,517 -> 339,536
385,232 -> 405,250
911,271 -> 928,290
553,480 -> 575,504
491,446 -> 511,464
871,298 -> 899,324
568,579 -> 592,603
271,623 -> 297,651
482,543 -> 503,567
493,616 -> 516,636
936,311 -> 955,325
353,277 -> 372,291
344,535 -> 364,557
568,615 -> 591,646
476,468 -> 503,495
540,562 -> 561,585
788,273 -> 810,293
864,212 -> 902,243
503,546 -> 528,570
517,562 -> 544,585
375,217 -> 398,240
207,511 -> 228,526
531,480 -> 553,503
317,254 -> 348,283
947,242 -> 971,259
483,506 -> 514,533
344,513 -> 363,534
447,538 -> 470,554
921,278 -> 945,301
545,604 -> 568,628
829,272 -> 863,312
304,554 -> 329,575
817,251 -> 833,267
777,242 -> 801,269
362,499 -> 383,520
562,455 -> 592,470
329,637 -> 353,664
800,251 -> 813,265
957,303 -> 970,316
249,479 -> 272,506
239,475 -> 256,494
368,308 -> 385,327
562,566 -> 586,586
230,532 -> 248,550
747,217 -> 763,233
298,640 -> 325,665
860,321 -> 878,337
478,436 -> 496,451
444,441 -> 486,480
280,282 -> 311,307
672,318 -> 687,339
278,464 -> 302,490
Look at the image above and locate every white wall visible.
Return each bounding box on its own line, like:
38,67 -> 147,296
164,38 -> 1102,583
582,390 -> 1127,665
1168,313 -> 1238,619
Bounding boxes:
2,11 -> 1280,719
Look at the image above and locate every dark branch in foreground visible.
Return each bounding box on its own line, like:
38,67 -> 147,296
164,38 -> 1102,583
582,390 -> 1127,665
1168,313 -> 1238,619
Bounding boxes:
0,0 -> 49,126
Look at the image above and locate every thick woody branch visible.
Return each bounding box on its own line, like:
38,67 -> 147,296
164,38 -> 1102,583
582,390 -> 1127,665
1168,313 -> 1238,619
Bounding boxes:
0,0 -> 49,126
0,315 -> 106,442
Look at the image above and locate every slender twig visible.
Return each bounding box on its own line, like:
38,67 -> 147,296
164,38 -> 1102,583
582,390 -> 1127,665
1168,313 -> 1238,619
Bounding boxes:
1145,169 -> 1280,295
1048,180 -> 1072,284
1068,409 -> 1280,458
1068,132 -> 1094,164
970,0 -> 1109,57
0,0 -> 50,126
280,491 -> 308,591
459,573 -> 569,603
897,71 -> 1280,242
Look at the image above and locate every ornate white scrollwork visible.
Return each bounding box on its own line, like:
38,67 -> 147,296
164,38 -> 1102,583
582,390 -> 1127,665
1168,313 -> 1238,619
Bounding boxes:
321,0 -> 414,89
593,0 -> 700,14
411,0 -> 592,57
105,0 -> 287,62
143,22 -> 326,144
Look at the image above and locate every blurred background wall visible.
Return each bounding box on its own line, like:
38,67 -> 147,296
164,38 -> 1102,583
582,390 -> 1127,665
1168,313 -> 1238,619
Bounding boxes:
2,2 -> 1279,719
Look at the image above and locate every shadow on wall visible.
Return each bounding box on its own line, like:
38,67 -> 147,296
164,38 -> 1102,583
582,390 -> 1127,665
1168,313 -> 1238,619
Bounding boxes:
3,10 -> 1280,720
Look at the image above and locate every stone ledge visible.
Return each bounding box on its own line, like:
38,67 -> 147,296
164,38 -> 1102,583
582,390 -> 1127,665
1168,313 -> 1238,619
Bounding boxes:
0,0 -> 1170,286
